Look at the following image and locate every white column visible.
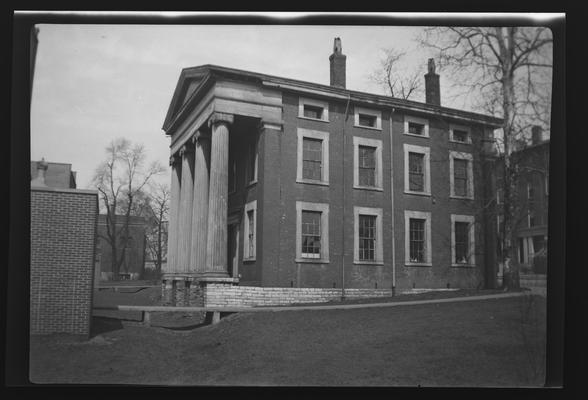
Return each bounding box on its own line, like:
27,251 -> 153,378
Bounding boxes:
177,143 -> 195,273
205,112 -> 233,277
164,154 -> 181,275
190,134 -> 210,274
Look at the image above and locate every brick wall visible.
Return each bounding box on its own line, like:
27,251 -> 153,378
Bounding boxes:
30,187 -> 98,337
204,284 -> 395,307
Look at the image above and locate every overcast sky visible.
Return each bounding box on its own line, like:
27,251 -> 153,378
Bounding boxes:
29,21 -> 552,189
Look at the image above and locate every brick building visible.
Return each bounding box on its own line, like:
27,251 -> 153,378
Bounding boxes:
96,214 -> 147,281
160,38 -> 503,305
30,159 -> 98,337
495,127 -> 549,276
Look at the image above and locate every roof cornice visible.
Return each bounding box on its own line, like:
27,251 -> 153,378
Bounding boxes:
162,64 -> 504,133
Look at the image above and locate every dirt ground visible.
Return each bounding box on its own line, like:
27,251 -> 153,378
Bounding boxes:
29,290 -> 546,386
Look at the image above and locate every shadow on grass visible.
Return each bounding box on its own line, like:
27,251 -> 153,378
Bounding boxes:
91,316 -> 125,337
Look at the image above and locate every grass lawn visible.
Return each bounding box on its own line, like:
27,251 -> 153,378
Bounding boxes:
29,290 -> 546,386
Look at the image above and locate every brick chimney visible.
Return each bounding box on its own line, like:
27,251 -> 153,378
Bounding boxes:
531,125 -> 543,145
424,58 -> 440,106
329,37 -> 346,89
31,158 -> 48,187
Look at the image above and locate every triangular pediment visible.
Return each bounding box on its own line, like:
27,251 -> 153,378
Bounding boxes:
162,67 -> 212,132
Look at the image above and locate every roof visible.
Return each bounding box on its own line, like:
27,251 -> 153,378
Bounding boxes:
30,160 -> 77,189
163,64 -> 504,133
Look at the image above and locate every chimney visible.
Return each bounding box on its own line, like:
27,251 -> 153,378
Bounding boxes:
424,58 -> 441,106
329,37 -> 346,89
31,157 -> 48,187
531,125 -> 543,145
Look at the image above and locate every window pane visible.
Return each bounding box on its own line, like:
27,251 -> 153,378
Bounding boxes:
454,159 -> 468,196
303,104 -> 323,119
358,146 -> 376,187
408,152 -> 424,191
302,138 -> 323,180
453,129 -> 468,142
359,215 -> 376,261
302,210 -> 321,257
408,122 -> 424,135
409,218 -> 425,262
247,210 -> 255,257
455,221 -> 469,263
359,113 -> 377,127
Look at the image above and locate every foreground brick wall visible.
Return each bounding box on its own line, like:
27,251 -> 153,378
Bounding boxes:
30,187 -> 98,337
204,284 -> 395,307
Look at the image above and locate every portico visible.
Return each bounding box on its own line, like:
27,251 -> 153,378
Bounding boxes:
161,67 -> 282,305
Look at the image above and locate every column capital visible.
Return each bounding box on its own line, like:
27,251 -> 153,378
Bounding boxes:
191,130 -> 211,145
208,112 -> 234,129
169,153 -> 181,166
179,143 -> 194,157
258,119 -> 283,132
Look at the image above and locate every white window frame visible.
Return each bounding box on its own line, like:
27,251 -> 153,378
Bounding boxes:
404,115 -> 430,138
449,124 -> 472,144
353,136 -> 383,191
298,97 -> 329,122
403,144 -> 431,196
296,128 -> 329,185
353,206 -> 384,265
404,210 -> 432,266
354,106 -> 382,130
243,200 -> 257,261
295,201 -> 330,263
449,151 -> 474,199
450,214 -> 476,267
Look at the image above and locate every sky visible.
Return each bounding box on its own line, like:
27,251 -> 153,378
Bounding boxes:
29,20 -> 554,189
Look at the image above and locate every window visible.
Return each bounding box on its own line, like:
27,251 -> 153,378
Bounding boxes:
297,128 -> 329,184
296,202 -> 329,263
302,138 -> 323,181
298,97 -> 329,122
354,207 -> 383,264
358,146 -> 376,186
358,215 -> 377,261
303,104 -> 323,120
247,137 -> 258,184
408,152 -> 425,192
404,210 -> 432,265
243,200 -> 257,260
404,116 -> 429,137
409,219 -> 426,263
451,215 -> 475,266
404,144 -> 431,195
353,137 -> 383,190
354,106 -> 382,130
453,159 -> 468,197
301,211 -> 321,258
450,124 -> 471,143
449,151 -> 474,199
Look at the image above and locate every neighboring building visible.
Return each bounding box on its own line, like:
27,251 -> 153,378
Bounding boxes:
495,126 -> 549,277
96,214 -> 147,281
30,159 -> 97,337
160,38 -> 503,305
30,160 -> 77,189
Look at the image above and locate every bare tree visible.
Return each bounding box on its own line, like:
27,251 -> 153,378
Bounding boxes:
142,183 -> 170,277
420,27 -> 553,289
92,138 -> 165,280
368,48 -> 424,100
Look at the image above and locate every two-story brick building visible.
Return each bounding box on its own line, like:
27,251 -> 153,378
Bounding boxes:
161,38 -> 503,306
